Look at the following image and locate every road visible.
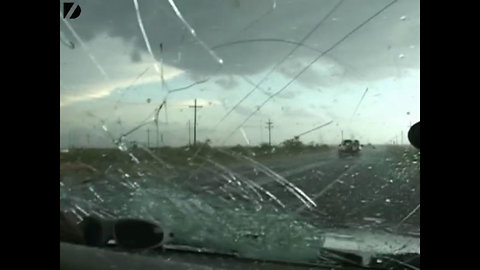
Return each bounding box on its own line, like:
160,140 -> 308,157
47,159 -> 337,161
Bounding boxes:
186,146 -> 420,235
60,145 -> 420,236
60,145 -> 420,266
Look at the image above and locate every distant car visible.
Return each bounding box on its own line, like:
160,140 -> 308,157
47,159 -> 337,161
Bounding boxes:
338,139 -> 361,157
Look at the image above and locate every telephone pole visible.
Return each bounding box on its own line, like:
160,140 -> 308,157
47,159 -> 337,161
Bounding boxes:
189,99 -> 203,146
266,119 -> 273,146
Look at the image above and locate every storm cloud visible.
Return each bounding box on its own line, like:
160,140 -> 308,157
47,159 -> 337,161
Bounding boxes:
215,75 -> 239,90
61,0 -> 419,81
60,0 -> 419,147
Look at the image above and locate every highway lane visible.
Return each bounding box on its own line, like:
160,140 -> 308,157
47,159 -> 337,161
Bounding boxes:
187,146 -> 420,235
61,145 -> 420,235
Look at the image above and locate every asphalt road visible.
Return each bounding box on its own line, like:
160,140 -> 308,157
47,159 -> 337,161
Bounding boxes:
60,145 -> 420,268
186,146 -> 420,235
60,145 -> 420,236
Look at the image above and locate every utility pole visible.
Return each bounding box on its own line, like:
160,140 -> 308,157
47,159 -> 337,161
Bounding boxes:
147,128 -> 151,148
341,130 -> 344,141
86,133 -> 90,147
401,131 -> 404,145
156,127 -> 159,148
266,119 -> 273,146
189,99 -> 203,146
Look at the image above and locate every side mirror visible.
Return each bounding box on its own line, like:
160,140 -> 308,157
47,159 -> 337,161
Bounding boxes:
408,122 -> 420,150
82,216 -> 107,247
114,218 -> 167,249
81,216 -> 172,250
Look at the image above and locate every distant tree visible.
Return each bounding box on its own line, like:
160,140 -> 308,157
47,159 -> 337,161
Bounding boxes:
231,144 -> 245,153
259,143 -> 272,150
281,137 -> 304,150
131,141 -> 138,150
256,142 -> 273,155
203,139 -> 212,149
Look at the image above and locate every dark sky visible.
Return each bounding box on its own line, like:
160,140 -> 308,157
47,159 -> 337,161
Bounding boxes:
60,0 -> 419,147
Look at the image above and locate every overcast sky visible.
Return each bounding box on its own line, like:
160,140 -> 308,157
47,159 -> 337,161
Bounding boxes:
60,0 -> 419,148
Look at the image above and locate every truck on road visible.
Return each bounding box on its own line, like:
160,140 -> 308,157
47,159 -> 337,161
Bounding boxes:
338,139 -> 361,157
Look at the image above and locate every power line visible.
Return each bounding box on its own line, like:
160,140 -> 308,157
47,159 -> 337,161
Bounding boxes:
168,79 -> 209,93
294,121 -> 334,139
350,88 -> 369,122
222,0 -> 397,144
212,38 -> 321,53
214,0 -> 346,129
114,66 -> 151,108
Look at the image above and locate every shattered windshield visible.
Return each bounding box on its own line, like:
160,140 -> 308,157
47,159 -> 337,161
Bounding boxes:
60,0 -> 419,268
